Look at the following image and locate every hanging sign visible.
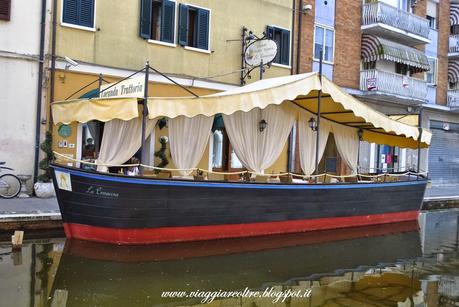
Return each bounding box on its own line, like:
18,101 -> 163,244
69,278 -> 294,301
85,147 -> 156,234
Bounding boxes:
244,39 -> 278,66
99,76 -> 145,98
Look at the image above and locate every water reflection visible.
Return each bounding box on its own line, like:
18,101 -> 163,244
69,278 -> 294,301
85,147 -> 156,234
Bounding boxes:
1,210 -> 459,306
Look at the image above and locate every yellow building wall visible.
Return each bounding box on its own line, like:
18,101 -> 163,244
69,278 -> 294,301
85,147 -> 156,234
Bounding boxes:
55,0 -> 293,86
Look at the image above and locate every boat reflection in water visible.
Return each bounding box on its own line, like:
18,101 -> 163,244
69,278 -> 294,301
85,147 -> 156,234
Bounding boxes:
49,221 -> 423,306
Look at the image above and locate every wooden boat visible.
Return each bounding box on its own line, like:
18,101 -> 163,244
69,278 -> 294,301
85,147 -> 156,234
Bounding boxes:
51,164 -> 426,244
51,70 -> 432,245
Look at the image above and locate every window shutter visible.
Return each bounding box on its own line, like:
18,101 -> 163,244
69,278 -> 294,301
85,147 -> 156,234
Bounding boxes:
196,8 -> 209,50
160,0 -> 175,43
178,4 -> 188,46
63,0 -> 78,25
79,0 -> 95,28
139,0 -> 152,39
0,0 -> 11,21
266,25 -> 274,39
281,30 -> 290,65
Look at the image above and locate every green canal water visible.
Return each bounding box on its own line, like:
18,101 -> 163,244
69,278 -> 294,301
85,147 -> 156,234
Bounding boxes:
1,210 -> 459,307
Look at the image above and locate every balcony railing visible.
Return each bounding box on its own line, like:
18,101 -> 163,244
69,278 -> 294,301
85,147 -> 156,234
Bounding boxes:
448,90 -> 459,108
362,2 -> 430,40
449,35 -> 459,54
360,69 -> 427,101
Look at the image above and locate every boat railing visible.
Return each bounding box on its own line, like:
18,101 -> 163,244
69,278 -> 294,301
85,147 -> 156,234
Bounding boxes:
53,151 -> 428,184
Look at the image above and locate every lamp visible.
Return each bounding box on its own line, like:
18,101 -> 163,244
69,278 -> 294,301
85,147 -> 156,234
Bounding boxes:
259,119 -> 268,132
358,128 -> 363,140
308,117 -> 317,131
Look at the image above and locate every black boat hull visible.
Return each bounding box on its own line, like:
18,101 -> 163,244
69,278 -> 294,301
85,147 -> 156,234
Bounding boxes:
51,165 -> 427,245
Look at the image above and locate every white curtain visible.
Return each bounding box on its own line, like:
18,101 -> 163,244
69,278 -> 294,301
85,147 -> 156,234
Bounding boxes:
298,110 -> 331,175
97,118 -> 157,172
222,104 -> 296,173
169,115 -> 214,176
331,123 -> 359,174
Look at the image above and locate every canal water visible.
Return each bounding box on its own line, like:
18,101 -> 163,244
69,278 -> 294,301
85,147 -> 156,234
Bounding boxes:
1,210 -> 459,307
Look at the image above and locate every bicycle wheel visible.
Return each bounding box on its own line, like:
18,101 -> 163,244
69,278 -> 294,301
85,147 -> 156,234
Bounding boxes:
0,174 -> 21,199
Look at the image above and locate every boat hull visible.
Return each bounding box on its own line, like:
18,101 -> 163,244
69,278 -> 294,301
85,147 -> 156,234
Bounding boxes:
51,165 -> 427,245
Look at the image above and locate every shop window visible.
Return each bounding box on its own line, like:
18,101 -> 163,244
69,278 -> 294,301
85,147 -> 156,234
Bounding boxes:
62,0 -> 95,29
0,0 -> 11,21
314,25 -> 334,63
266,26 -> 290,66
178,4 -> 210,50
396,63 -> 409,76
211,128 -> 244,172
140,0 -> 175,44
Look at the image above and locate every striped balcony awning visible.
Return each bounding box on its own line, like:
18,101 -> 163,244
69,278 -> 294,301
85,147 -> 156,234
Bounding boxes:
451,4 -> 459,26
449,61 -> 459,83
361,35 -> 430,72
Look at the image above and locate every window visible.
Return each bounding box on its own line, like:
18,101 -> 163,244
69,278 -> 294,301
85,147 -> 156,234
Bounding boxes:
139,0 -> 175,44
426,57 -> 437,85
266,26 -> 290,66
0,0 -> 11,21
62,0 -> 95,29
426,16 -> 436,29
396,63 -> 409,76
452,25 -> 459,35
177,4 -> 210,50
314,25 -> 334,63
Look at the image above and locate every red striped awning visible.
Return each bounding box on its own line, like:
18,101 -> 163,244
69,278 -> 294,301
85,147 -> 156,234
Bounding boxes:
449,61 -> 459,83
361,35 -> 430,72
451,4 -> 459,26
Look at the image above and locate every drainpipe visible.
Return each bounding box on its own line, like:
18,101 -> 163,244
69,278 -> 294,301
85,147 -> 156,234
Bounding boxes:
49,0 -> 57,126
287,0 -> 296,172
296,0 -> 303,74
33,0 -> 48,183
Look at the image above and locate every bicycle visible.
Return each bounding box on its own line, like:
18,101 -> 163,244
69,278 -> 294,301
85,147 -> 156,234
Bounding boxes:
0,162 -> 21,199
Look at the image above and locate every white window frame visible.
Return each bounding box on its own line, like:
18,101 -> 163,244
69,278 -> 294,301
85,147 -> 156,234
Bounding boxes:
313,23 -> 335,65
268,24 -> 292,69
147,0 -> 178,47
425,57 -> 438,85
60,0 -> 97,32
182,3 -> 212,53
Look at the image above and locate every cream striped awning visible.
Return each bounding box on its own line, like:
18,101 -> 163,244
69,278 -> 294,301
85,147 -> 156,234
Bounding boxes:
361,35 -> 430,72
449,61 -> 459,83
451,4 -> 459,26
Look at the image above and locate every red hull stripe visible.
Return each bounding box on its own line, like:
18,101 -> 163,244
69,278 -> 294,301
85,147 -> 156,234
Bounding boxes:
63,210 -> 419,245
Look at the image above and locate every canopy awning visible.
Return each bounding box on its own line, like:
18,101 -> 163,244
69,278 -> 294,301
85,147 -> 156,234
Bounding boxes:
51,72 -> 432,149
361,35 -> 430,72
452,4 -> 459,26
52,97 -> 139,124
449,61 -> 459,83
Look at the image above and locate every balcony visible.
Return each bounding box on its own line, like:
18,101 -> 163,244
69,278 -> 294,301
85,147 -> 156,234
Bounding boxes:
448,90 -> 459,112
362,2 -> 430,46
360,70 -> 427,104
449,35 -> 459,59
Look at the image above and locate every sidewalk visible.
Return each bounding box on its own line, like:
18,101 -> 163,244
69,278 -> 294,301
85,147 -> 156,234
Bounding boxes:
0,184 -> 458,230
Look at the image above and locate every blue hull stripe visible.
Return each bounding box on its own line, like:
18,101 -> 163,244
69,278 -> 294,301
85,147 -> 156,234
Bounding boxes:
53,166 -> 426,190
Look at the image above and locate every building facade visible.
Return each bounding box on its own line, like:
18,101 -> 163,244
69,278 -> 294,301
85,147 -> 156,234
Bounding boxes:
293,0 -> 459,184
49,0 -> 294,176
0,0 -> 51,184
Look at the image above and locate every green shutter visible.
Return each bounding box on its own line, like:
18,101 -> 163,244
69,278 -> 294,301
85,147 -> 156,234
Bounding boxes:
266,25 -> 274,39
196,9 -> 209,50
139,0 -> 152,39
178,4 -> 188,46
160,0 -> 175,43
281,29 -> 290,65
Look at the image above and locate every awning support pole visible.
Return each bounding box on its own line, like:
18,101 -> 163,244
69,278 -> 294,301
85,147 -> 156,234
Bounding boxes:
98,73 -> 103,94
417,106 -> 423,180
139,61 -> 150,175
314,48 -> 323,182
259,59 -> 264,80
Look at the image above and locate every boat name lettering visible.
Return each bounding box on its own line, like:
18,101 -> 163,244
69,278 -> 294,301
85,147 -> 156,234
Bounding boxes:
85,186 -> 119,198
